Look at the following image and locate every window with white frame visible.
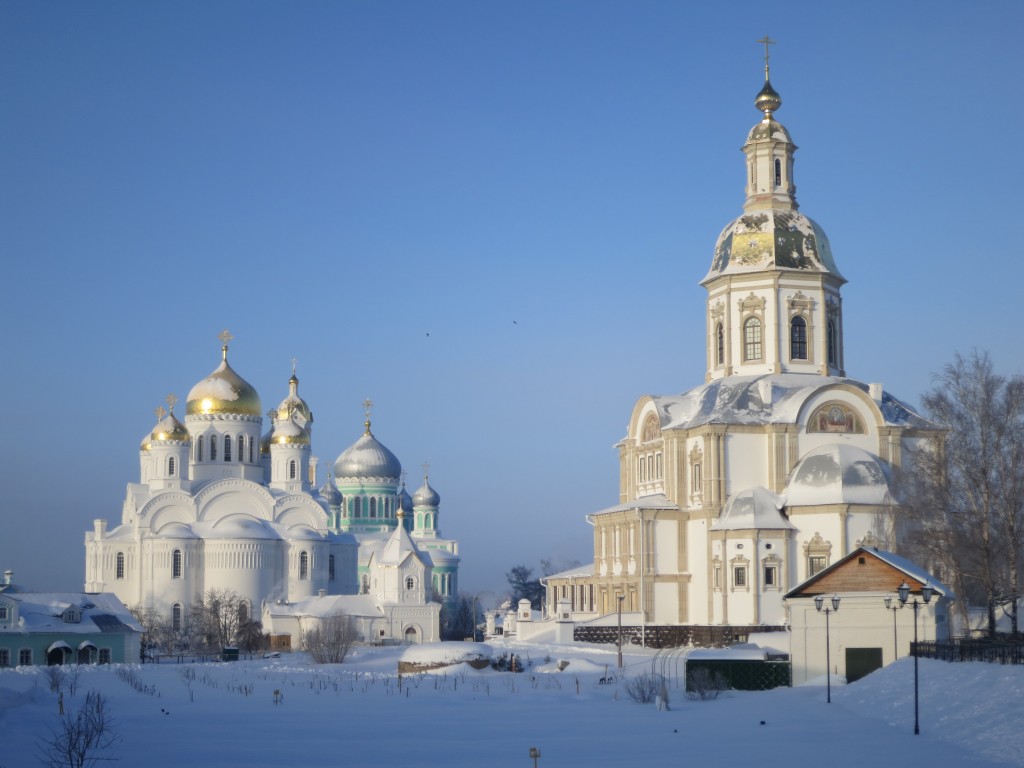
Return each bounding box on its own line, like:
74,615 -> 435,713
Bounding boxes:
116,552 -> 125,579
0,649 -> 9,666
98,648 -> 111,664
19,649 -> 31,665
172,549 -> 183,579
299,551 -> 309,580
743,317 -> 762,361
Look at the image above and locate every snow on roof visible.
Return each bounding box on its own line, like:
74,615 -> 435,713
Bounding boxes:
785,547 -> 953,600
1,592 -> 141,634
784,444 -> 894,507
264,594 -> 383,620
544,563 -> 595,581
638,374 -> 935,435
593,493 -> 678,515
711,487 -> 795,531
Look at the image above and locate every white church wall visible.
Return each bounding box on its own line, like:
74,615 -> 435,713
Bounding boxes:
652,581 -> 679,624
723,433 -> 769,495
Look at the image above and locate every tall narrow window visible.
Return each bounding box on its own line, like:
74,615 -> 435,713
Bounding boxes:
172,549 -> 183,579
172,603 -> 182,632
354,497 -> 362,518
224,435 -> 231,461
639,457 -> 646,482
116,552 -> 125,580
733,566 -> 747,588
289,460 -> 297,480
370,498 -> 377,518
774,158 -> 782,187
329,555 -> 336,582
249,437 -> 254,463
790,316 -> 808,360
0,649 -> 9,666
692,463 -> 703,494
716,322 -> 724,366
168,457 -> 176,476
743,317 -> 762,361
406,577 -> 415,590
197,439 -> 203,462
827,319 -> 837,366
210,435 -> 217,461
299,550 -> 309,580
238,435 -> 245,463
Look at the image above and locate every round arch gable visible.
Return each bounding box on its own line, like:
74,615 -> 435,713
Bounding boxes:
626,396 -> 661,444
138,492 -> 196,527
273,494 -> 330,531
196,481 -> 274,523
793,382 -> 885,435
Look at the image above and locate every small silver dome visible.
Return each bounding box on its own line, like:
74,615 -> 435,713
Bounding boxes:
413,477 -> 441,508
319,475 -> 342,505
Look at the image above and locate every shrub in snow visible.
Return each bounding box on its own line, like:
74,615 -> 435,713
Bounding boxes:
304,612 -> 357,665
38,689 -> 117,768
686,667 -> 728,701
624,672 -> 663,704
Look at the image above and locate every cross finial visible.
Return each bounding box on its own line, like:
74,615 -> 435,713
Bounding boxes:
756,35 -> 775,81
291,357 -> 297,376
218,329 -> 233,361
362,398 -> 374,435
154,406 -> 166,421
421,462 -> 430,480
165,393 -> 178,413
401,470 -> 408,488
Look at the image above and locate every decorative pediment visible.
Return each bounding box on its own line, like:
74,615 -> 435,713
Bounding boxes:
739,293 -> 766,313
641,414 -> 660,443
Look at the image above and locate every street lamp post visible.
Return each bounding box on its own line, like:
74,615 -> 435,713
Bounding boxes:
898,580 -> 933,735
529,747 -> 541,768
814,594 -> 841,703
471,596 -> 479,642
883,595 -> 902,661
616,594 -> 625,669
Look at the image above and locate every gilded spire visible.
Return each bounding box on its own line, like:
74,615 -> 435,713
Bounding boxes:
218,329 -> 233,361
362,398 -> 374,435
754,35 -> 782,118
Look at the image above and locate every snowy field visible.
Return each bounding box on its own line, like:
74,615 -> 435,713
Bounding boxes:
2,641 -> 1023,767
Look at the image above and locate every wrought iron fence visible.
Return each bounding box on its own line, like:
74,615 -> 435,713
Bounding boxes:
914,640 -> 1024,665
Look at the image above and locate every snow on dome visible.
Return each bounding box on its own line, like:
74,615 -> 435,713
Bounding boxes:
276,374 -> 313,429
704,209 -> 842,282
204,516 -> 280,540
333,429 -> 401,481
272,415 -> 309,446
711,487 -> 794,531
186,345 -> 261,418
785,444 -> 893,507
647,374 -> 934,434
319,475 -> 341,505
154,522 -> 198,539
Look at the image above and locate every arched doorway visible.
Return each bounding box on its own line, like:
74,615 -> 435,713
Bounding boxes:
77,643 -> 97,664
404,626 -> 419,645
46,641 -> 71,666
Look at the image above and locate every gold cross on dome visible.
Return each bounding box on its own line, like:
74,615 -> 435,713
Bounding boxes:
756,34 -> 775,79
218,329 -> 233,346
291,357 -> 297,376
154,406 -> 166,421
422,462 -> 430,479
362,398 -> 374,419
165,393 -> 178,413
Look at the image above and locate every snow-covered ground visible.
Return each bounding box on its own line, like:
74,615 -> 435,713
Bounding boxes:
1,641 -> 1022,767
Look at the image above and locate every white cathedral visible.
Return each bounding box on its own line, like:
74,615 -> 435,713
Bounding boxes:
544,60 -> 939,635
84,336 -> 460,646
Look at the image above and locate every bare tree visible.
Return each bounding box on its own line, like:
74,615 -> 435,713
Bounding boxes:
193,588 -> 249,650
38,690 -> 117,768
304,612 -> 357,664
900,351 -> 1024,636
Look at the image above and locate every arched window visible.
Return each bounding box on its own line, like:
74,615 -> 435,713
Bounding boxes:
172,549 -> 183,579
716,322 -> 724,366
172,603 -> 182,632
115,552 -> 125,579
774,158 -> 782,187
210,435 -> 217,461
354,498 -> 362,518
827,319 -> 837,366
692,463 -> 703,494
249,437 -> 255,463
743,317 -> 762,361
299,550 -> 309,580
370,498 -> 377,518
168,457 -> 176,476
223,434 -> 231,461
289,460 -> 297,480
790,316 -> 807,360
196,439 -> 203,462
425,514 -> 432,529
329,555 -> 336,582
406,577 -> 415,590
238,435 -> 245,463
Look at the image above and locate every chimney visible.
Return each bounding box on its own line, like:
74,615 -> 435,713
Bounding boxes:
3,570 -> 11,586
93,519 -> 107,540
869,383 -> 883,402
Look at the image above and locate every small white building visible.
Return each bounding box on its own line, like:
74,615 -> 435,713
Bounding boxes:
785,547 -> 953,685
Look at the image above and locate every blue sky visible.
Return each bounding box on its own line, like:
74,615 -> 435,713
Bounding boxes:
2,1 -> 1022,601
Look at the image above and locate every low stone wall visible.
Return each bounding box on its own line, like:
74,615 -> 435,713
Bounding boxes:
573,624 -> 786,649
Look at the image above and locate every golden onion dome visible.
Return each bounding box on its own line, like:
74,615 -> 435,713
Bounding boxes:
277,373 -> 313,428
186,337 -> 261,417
151,412 -> 190,443
754,79 -> 782,117
260,410 -> 277,456
272,414 -> 310,446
